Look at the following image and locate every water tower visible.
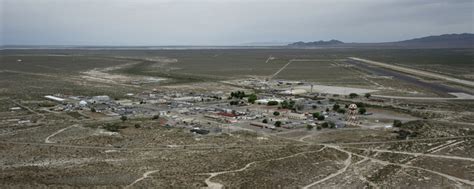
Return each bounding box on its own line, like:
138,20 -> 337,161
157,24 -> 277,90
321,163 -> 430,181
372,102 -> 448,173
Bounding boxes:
347,103 -> 358,126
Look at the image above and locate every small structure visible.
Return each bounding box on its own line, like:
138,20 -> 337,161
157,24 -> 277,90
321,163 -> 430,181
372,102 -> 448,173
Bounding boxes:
286,112 -> 307,120
44,95 -> 65,102
79,100 -> 88,107
92,95 -> 110,103
255,98 -> 284,105
10,107 -> 22,111
347,104 -> 358,126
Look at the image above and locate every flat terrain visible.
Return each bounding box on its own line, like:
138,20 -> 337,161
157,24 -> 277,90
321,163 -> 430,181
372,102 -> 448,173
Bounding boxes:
1,48 -> 473,188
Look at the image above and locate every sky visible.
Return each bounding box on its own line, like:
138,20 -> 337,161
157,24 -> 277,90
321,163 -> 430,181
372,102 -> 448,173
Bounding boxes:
2,0 -> 473,46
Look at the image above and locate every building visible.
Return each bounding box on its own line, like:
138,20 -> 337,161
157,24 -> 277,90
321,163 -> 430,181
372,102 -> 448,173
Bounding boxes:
44,95 -> 65,102
255,98 -> 284,105
79,100 -> 88,107
92,95 -> 111,103
286,112 -> 307,120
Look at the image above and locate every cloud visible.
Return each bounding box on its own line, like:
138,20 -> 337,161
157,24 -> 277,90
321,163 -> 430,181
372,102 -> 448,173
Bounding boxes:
2,0 -> 473,45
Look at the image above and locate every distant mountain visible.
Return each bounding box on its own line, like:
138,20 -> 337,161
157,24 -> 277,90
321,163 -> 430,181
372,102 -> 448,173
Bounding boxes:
288,40 -> 343,47
240,41 -> 291,46
388,33 -> 474,48
287,33 -> 474,48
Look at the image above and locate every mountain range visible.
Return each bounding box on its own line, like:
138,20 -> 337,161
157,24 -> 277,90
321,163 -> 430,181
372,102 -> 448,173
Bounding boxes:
288,33 -> 474,48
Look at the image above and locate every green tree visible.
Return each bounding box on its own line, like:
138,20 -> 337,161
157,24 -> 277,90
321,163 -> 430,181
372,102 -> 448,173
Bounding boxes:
248,94 -> 257,104
90,107 -> 96,112
393,120 -> 402,127
120,115 -> 128,122
358,108 -> 367,115
349,93 -> 359,99
337,109 -> 346,114
267,101 -> 279,106
321,122 -> 329,128
312,112 -> 320,118
329,122 -> 336,129
273,111 -> 280,116
152,115 -> 160,120
364,93 -> 371,98
274,121 -> 282,127
332,104 -> 340,111
317,115 -> 325,121
316,126 -> 322,130
262,119 -> 268,124
306,124 -> 314,130
312,105 -> 317,109
104,123 -> 119,132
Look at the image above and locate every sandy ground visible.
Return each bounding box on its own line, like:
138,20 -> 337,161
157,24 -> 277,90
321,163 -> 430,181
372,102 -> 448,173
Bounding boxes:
293,84 -> 378,95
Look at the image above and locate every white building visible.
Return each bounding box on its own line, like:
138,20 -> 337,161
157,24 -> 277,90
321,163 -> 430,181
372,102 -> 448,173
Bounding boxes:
92,95 -> 110,103
286,112 -> 307,120
79,100 -> 88,107
255,98 -> 284,104
44,95 -> 65,102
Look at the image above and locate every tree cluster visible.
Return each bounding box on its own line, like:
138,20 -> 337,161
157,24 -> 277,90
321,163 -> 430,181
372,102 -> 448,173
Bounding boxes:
230,91 -> 247,99
280,100 -> 296,109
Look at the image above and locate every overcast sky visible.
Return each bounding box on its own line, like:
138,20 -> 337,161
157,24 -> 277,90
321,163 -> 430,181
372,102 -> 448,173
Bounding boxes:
2,0 -> 473,46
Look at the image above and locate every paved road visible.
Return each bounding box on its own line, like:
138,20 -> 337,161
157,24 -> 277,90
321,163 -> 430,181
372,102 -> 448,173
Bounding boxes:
349,57 -> 474,88
346,58 -> 473,95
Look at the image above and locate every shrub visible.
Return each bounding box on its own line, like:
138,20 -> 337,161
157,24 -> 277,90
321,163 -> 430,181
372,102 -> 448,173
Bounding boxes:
312,112 -> 320,118
134,123 -> 141,128
316,126 -> 322,130
262,119 -> 268,124
248,94 -> 257,104
152,115 -> 160,120
332,104 -> 340,111
90,107 -> 96,112
306,124 -> 314,130
356,102 -> 365,108
230,101 -> 239,105
337,109 -> 346,114
120,115 -> 128,122
349,93 -> 359,98
329,122 -> 336,129
104,123 -> 119,132
321,122 -> 329,128
365,93 -> 371,98
280,100 -> 295,109
393,120 -> 403,127
312,105 -> 317,109
273,111 -> 280,116
230,91 -> 246,99
274,121 -> 282,127
358,108 -> 367,115
267,101 -> 279,106
317,115 -> 325,121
